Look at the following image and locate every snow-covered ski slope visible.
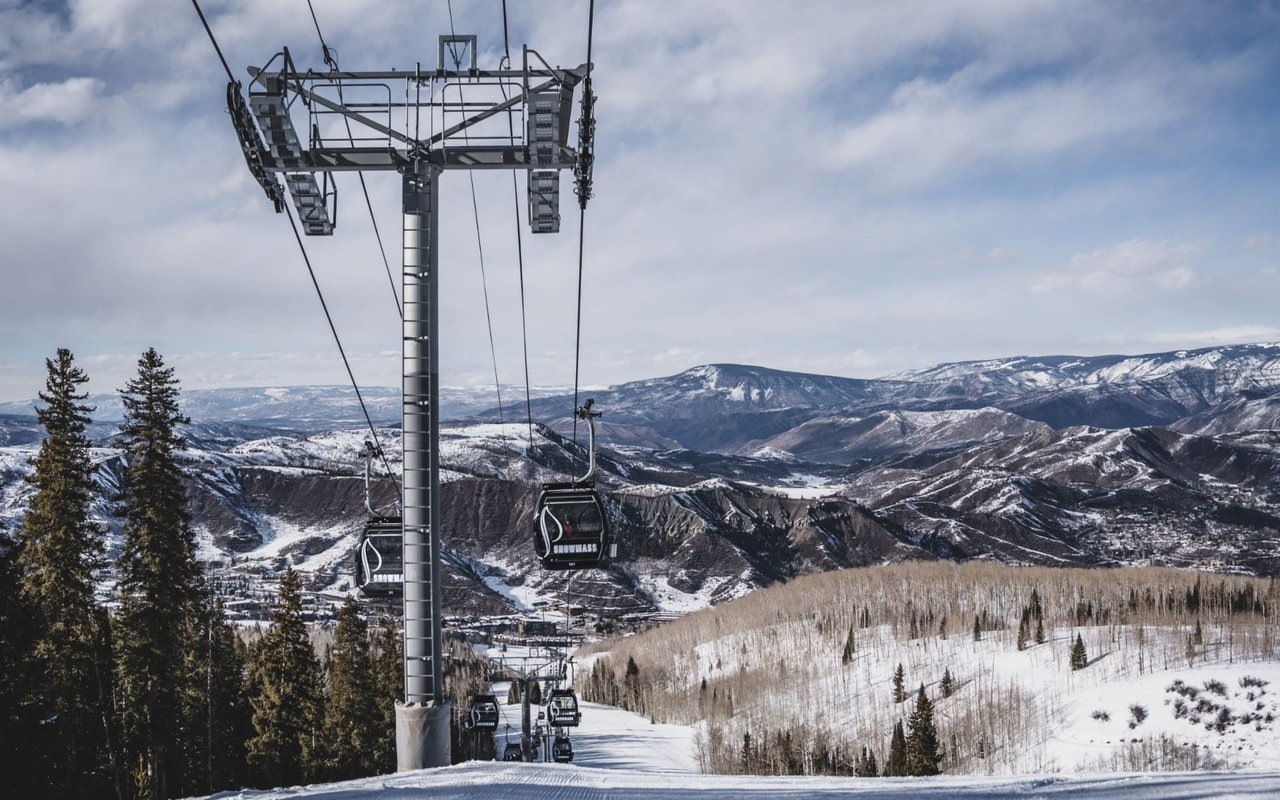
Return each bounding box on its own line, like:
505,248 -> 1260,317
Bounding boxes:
202,763 -> 1280,799
198,698 -> 1280,798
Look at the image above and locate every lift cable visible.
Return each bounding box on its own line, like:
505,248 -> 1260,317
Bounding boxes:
284,206 -> 399,486
446,0 -> 507,437
570,0 -> 595,465
500,0 -> 537,453
304,0 -> 403,320
191,0 -> 399,490
191,0 -> 236,83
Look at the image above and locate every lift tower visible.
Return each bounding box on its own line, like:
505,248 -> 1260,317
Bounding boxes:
228,35 -> 594,769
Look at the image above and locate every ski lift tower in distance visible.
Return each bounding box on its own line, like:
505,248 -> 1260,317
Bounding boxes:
228,34 -> 595,770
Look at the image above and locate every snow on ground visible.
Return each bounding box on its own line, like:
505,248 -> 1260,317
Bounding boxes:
199,763 -> 1280,799
1051,664 -> 1280,770
635,574 -> 735,614
557,700 -> 698,774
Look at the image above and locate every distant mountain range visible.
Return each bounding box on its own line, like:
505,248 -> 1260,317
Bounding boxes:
1,343 -> 1278,617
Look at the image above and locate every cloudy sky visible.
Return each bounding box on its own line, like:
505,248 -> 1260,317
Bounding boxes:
0,0 -> 1277,402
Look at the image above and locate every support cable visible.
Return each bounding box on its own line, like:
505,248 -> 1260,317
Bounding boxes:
191,0 -> 236,83
500,0 -> 537,453
446,0 -> 507,437
193,0 -> 398,489
284,205 -> 399,487
571,0 -> 595,464
305,0 -> 403,319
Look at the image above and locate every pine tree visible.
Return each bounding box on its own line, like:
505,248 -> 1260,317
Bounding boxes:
371,625 -> 402,774
114,348 -> 201,800
940,667 -> 954,698
1193,619 -> 1204,645
17,349 -> 120,798
624,655 -> 642,711
854,744 -> 878,777
247,568 -> 325,788
1029,588 -> 1043,621
0,527 -> 43,798
841,626 -> 856,665
180,591 -> 249,795
972,615 -> 981,642
1034,615 -> 1046,645
905,685 -> 942,776
1016,613 -> 1029,651
885,719 -> 907,776
1069,632 -> 1088,671
322,597 -> 382,780
891,663 -> 906,703
938,615 -> 948,640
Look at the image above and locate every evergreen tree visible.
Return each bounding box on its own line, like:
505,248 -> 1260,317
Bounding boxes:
891,663 -> 906,703
885,719 -> 907,776
905,685 -> 942,776
1069,632 -> 1088,671
938,615 -> 948,640
841,626 -> 856,665
1034,616 -> 1046,645
1016,613 -> 1029,651
114,348 -> 201,799
1029,588 -> 1043,620
246,568 -> 324,788
322,597 -> 382,780
972,615 -> 981,642
0,528 -> 43,799
371,625 -> 402,774
180,591 -> 249,795
940,667 -> 955,698
17,349 -> 120,798
623,655 -> 642,711
1193,619 -> 1204,645
859,745 -> 878,777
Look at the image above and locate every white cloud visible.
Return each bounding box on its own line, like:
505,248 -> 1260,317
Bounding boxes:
0,77 -> 104,129
0,0 -> 1276,399
1030,239 -> 1204,294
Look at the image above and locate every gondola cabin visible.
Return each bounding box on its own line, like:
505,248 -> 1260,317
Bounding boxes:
355,516 -> 403,596
534,483 -> 614,570
467,694 -> 500,732
546,688 -> 581,727
552,735 -> 574,763
503,742 -> 523,761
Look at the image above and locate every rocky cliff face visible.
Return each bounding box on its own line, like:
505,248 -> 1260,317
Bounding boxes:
2,344 -> 1278,618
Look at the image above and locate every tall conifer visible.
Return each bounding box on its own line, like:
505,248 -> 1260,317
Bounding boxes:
247,568 -> 324,788
114,348 -> 199,799
905,685 -> 942,776
885,719 -> 907,776
322,597 -> 382,779
179,590 -> 249,795
18,349 -> 120,798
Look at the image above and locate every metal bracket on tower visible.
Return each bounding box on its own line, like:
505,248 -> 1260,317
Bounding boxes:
248,53 -> 336,235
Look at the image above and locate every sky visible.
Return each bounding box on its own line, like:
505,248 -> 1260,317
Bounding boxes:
0,0 -> 1278,402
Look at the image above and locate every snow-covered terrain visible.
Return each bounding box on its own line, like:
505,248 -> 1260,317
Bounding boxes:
197,762 -> 1280,798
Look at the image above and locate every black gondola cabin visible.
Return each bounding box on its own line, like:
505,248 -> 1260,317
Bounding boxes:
467,694 -> 500,732
355,516 -> 403,595
546,688 -> 581,727
534,483 -> 614,570
552,735 -> 574,763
